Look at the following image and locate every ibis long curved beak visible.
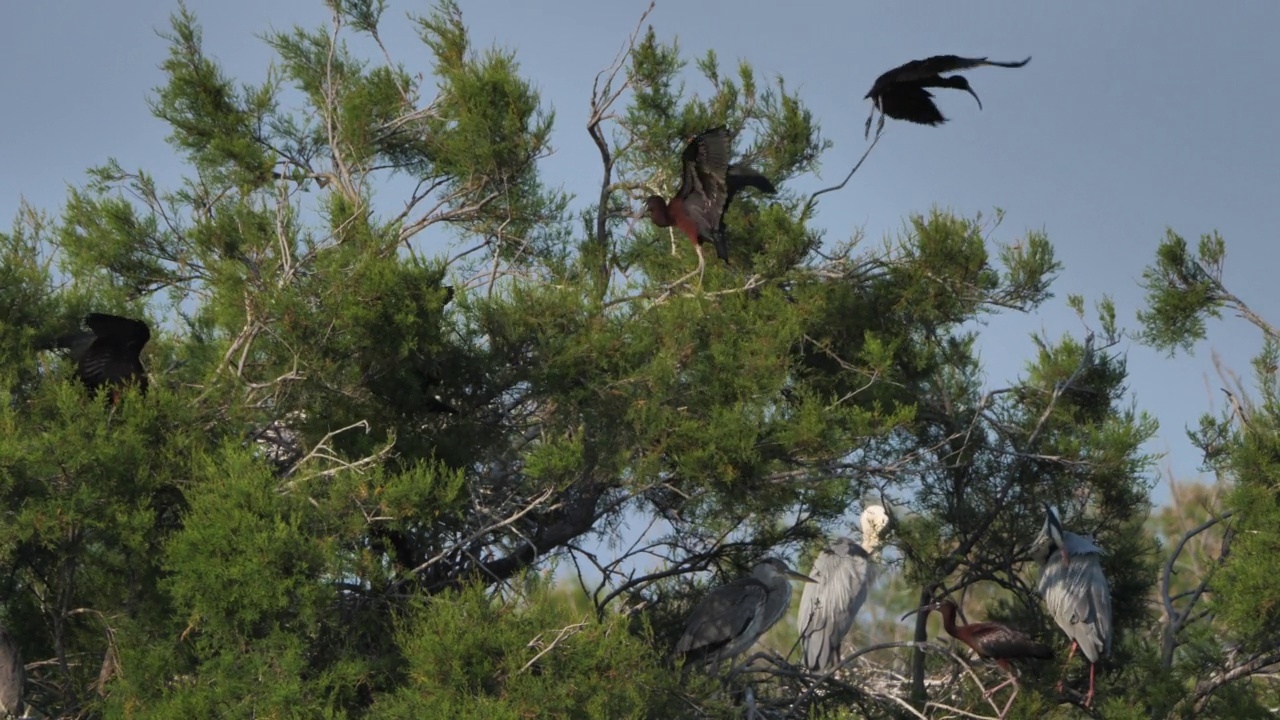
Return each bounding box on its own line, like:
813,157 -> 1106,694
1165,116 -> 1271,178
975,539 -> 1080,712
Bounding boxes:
787,569 -> 817,584
899,602 -> 940,622
966,88 -> 983,111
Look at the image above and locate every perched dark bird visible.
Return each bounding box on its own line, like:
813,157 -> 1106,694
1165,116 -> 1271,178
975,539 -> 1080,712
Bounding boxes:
0,627 -> 26,718
1028,504 -> 1112,709
864,55 -> 1031,139
38,313 -> 151,402
902,598 -> 1053,719
644,127 -> 776,279
674,558 -> 815,673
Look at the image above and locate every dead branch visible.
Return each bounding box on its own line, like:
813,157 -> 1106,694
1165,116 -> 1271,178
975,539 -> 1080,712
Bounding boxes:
1159,509 -> 1235,669
518,620 -> 589,674
800,130 -> 885,222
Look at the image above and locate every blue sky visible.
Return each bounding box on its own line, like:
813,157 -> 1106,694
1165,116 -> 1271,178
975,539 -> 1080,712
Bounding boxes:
3,0 -> 1278,513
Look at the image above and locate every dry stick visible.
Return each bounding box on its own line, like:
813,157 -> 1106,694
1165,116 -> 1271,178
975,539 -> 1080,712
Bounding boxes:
1158,509 -> 1235,669
518,621 -> 589,674
800,130 -> 886,223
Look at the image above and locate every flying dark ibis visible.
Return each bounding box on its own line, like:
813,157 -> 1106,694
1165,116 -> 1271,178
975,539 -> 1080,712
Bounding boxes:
1029,504 -> 1113,709
902,598 -> 1053,719
38,313 -> 151,403
864,55 -> 1031,139
643,126 -> 776,282
674,558 -> 815,673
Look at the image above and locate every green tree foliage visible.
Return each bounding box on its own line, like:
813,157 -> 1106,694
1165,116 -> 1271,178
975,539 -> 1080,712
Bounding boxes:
0,1 -> 1270,717
1135,229 -> 1280,717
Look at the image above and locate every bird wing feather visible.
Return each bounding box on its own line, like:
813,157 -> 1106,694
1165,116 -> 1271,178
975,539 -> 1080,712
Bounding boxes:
877,86 -> 947,126
965,622 -> 1054,660
1038,552 -> 1113,662
84,313 -> 151,350
797,538 -> 873,671
677,127 -> 731,238
676,577 -> 768,662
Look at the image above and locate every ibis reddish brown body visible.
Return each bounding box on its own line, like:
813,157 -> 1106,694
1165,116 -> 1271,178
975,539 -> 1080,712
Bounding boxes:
644,126 -> 776,269
864,54 -> 1031,139
903,598 -> 1053,718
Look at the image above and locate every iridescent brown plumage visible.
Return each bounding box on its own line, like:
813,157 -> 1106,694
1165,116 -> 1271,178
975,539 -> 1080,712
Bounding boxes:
39,313 -> 151,404
902,598 -> 1052,718
864,55 -> 1031,139
644,126 -> 776,278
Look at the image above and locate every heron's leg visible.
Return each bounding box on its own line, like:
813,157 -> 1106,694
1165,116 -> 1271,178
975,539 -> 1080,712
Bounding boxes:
1055,640 -> 1078,692
1082,661 -> 1097,708
864,107 -> 875,140
876,112 -> 887,138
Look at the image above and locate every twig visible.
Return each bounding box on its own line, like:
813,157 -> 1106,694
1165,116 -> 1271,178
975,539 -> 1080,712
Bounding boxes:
518,621 -> 588,674
800,130 -> 885,221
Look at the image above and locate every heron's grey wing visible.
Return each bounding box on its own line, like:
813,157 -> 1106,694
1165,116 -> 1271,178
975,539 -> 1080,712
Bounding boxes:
1063,530 -> 1106,556
0,628 -> 24,715
798,539 -> 872,671
1038,554 -> 1112,662
675,578 -> 768,662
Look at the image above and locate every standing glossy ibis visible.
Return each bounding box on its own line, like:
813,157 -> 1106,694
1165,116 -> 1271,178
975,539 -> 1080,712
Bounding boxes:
38,313 -> 151,403
797,505 -> 890,672
1029,504 -> 1113,709
674,558 -> 815,673
864,55 -> 1031,139
644,126 -> 776,283
902,598 -> 1053,719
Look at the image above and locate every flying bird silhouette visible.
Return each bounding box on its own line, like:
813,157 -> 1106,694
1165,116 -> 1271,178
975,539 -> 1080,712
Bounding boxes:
864,55 -> 1031,139
38,313 -> 151,403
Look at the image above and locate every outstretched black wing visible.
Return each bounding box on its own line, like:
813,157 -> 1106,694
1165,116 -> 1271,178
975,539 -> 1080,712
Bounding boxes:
675,126 -> 731,242
877,86 -> 947,126
77,313 -> 151,393
868,55 -> 1031,97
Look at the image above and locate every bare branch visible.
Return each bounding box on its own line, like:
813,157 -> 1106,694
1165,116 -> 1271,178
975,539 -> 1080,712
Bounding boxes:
800,131 -> 885,221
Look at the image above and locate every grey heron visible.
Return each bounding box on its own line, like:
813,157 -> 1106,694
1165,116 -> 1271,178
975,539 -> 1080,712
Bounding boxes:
0,627 -> 25,718
796,504 -> 890,672
1029,503 -> 1112,709
674,558 -> 816,672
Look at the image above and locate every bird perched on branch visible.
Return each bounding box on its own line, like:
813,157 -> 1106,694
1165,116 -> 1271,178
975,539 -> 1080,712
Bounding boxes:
863,55 -> 1031,139
644,126 -> 776,283
674,558 -> 815,673
37,313 -> 151,404
797,505 -> 890,672
1029,504 -> 1112,709
902,597 -> 1053,719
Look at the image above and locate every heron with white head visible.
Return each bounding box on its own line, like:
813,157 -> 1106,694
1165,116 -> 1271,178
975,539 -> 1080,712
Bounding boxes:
796,505 -> 890,672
